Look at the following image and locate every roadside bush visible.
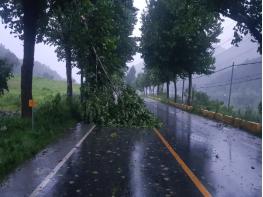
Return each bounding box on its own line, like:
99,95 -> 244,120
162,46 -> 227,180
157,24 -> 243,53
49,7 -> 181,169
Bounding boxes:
0,94 -> 81,181
191,90 -> 261,123
35,94 -> 81,130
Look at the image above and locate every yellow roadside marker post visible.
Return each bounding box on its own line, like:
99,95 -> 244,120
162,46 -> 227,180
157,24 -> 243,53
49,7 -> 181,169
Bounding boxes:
29,99 -> 37,131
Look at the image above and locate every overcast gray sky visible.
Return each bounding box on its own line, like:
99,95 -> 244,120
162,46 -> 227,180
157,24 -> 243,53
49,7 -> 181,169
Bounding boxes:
0,0 -> 237,81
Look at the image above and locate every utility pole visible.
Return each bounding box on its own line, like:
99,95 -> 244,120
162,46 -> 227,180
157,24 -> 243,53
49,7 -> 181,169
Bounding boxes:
228,62 -> 235,110
182,79 -> 185,103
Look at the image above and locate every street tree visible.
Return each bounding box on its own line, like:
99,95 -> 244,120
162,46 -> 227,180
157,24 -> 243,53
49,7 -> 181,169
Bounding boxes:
0,0 -> 49,117
45,0 -> 84,99
140,0 -> 221,105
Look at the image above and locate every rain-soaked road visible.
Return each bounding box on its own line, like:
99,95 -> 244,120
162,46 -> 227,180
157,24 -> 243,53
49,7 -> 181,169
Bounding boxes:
0,98 -> 261,197
145,98 -> 262,197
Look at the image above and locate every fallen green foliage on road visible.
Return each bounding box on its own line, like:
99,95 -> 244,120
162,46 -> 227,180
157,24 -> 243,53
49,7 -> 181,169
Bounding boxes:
84,86 -> 161,128
0,94 -> 80,181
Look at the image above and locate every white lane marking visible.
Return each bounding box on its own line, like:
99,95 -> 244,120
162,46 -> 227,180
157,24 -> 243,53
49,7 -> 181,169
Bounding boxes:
29,124 -> 96,197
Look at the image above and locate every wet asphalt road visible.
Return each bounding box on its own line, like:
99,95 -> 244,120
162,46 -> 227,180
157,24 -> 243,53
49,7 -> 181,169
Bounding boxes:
38,128 -> 201,197
145,98 -> 262,197
0,98 -> 261,197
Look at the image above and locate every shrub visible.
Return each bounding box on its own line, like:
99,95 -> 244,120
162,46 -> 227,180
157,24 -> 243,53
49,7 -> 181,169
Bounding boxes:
35,94 -> 81,130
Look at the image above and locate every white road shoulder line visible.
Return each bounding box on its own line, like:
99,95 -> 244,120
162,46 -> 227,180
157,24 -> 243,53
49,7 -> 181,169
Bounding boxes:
29,124 -> 96,197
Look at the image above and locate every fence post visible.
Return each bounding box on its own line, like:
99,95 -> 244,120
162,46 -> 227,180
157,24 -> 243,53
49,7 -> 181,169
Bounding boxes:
228,62 -> 235,110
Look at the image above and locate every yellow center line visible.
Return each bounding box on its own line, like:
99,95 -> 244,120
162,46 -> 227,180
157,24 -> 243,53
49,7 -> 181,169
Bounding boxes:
154,128 -> 212,197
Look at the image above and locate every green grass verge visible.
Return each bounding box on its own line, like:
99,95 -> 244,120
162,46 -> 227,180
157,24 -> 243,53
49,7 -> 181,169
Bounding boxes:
0,94 -> 81,182
0,75 -> 80,111
149,94 -> 261,123
0,116 -> 77,181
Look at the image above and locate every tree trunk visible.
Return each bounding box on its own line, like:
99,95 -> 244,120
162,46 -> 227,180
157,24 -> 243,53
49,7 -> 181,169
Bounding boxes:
166,80 -> 170,99
80,67 -> 83,103
21,1 -> 38,118
65,46 -> 73,99
187,73 -> 192,105
182,79 -> 185,103
173,75 -> 177,102
157,85 -> 160,96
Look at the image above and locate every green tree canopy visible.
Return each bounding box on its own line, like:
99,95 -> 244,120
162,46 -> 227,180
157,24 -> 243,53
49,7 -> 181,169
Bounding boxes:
0,59 -> 13,95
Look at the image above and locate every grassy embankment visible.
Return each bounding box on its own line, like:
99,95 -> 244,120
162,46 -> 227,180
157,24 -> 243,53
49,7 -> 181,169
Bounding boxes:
0,76 -> 80,181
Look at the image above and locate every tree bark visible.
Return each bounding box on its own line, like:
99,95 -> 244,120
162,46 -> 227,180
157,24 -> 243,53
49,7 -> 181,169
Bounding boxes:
166,80 -> 170,99
157,85 -> 160,96
65,46 -> 72,99
21,1 -> 38,118
173,75 -> 177,102
182,79 -> 185,103
187,73 -> 192,105
80,67 -> 83,103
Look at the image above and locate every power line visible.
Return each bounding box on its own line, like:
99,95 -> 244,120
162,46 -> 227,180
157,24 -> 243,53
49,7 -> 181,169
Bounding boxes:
195,73 -> 262,87
235,61 -> 262,67
192,61 -> 262,80
195,76 -> 261,89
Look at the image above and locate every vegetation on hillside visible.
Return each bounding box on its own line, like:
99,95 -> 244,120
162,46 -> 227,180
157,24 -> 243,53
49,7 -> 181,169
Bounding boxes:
0,44 -> 62,80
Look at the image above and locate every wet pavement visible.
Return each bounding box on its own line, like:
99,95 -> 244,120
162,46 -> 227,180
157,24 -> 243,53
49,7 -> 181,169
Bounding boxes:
38,128 -> 201,197
0,98 -> 261,197
0,124 -> 94,197
145,98 -> 262,197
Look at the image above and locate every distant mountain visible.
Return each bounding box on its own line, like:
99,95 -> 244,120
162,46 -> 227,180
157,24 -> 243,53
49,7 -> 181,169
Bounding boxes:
0,44 -> 63,80
213,35 -> 260,68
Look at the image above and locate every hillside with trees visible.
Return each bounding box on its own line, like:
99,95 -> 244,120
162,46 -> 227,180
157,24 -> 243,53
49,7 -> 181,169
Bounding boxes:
0,44 -> 62,80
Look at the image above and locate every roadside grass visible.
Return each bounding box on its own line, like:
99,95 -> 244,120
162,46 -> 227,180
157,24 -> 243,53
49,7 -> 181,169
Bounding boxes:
149,93 -> 261,123
0,75 -> 80,111
0,93 -> 81,182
